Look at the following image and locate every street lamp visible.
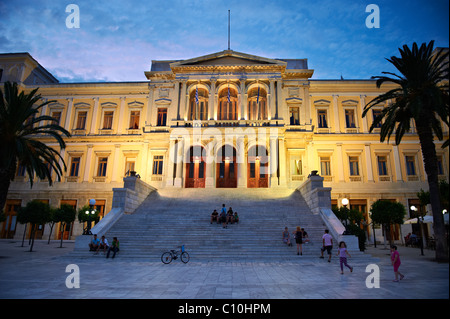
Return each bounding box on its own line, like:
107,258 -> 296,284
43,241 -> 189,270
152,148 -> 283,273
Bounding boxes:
83,199 -> 96,235
410,205 -> 424,256
342,198 -> 349,235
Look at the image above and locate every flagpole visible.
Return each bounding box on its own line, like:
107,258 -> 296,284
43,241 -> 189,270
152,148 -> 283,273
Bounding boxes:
228,10 -> 230,50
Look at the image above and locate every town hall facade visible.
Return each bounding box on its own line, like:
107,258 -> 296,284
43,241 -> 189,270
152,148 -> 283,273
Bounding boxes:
0,50 -> 448,240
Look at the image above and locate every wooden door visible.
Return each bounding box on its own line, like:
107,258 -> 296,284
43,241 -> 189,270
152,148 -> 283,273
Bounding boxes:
247,158 -> 268,188
1,200 -> 21,239
185,161 -> 205,188
216,160 -> 237,188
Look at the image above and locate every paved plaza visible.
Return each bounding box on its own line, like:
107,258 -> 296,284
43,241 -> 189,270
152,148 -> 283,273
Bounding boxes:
0,239 -> 448,301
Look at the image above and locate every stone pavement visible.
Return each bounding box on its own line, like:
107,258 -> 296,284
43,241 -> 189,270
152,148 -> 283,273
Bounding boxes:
0,239 -> 448,301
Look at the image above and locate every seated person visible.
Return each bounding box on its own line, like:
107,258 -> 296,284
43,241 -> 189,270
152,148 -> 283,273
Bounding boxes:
282,227 -> 292,246
106,237 -> 120,259
227,207 -> 234,224
233,212 -> 239,224
405,233 -> 411,246
96,235 -> 109,254
210,209 -> 219,224
89,234 -> 100,251
301,228 -> 310,243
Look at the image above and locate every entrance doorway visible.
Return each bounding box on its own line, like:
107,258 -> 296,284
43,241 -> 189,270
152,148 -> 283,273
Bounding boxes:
185,146 -> 206,188
216,145 -> 237,188
247,145 -> 268,188
1,199 -> 21,239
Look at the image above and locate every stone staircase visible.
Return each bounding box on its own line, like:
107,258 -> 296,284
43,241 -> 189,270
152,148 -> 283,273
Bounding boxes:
72,188 -> 370,261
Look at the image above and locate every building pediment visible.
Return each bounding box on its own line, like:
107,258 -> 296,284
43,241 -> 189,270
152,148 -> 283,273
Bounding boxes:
170,50 -> 287,72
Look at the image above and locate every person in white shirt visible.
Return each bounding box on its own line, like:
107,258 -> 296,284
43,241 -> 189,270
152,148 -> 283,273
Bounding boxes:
96,235 -> 109,254
320,229 -> 333,262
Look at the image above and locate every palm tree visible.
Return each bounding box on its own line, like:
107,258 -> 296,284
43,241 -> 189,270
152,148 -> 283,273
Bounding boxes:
0,81 -> 71,212
363,41 -> 449,261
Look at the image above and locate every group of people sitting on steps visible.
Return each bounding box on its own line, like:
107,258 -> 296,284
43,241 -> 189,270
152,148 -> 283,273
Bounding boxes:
88,234 -> 120,258
210,204 -> 239,228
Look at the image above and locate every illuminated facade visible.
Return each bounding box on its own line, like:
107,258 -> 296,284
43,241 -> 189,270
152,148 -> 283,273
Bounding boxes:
1,50 -> 448,240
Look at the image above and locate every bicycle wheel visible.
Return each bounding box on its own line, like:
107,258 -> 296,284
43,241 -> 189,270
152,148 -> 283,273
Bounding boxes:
180,251 -> 190,263
161,252 -> 173,264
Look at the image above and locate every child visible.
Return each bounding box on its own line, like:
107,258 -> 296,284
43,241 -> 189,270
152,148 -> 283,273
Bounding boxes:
337,241 -> 353,274
390,245 -> 405,282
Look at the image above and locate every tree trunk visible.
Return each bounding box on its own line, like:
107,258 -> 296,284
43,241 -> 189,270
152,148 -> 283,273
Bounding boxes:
416,118 -> 448,261
29,224 -> 35,252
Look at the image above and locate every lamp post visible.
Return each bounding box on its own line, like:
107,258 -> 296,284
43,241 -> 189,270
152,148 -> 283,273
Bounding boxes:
411,205 -> 424,256
342,198 -> 349,235
84,199 -> 96,235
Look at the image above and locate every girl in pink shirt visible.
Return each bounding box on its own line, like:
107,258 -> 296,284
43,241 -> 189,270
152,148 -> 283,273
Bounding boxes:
337,241 -> 353,274
391,245 -> 405,282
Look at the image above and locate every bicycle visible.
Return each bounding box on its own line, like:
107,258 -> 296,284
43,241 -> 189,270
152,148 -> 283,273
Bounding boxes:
161,246 -> 190,264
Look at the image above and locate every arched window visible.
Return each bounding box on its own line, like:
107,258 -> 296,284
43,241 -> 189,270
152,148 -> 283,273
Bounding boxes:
247,87 -> 267,120
189,87 -> 208,121
218,86 -> 238,120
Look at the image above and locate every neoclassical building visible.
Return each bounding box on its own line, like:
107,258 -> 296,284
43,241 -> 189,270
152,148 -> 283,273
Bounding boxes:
1,50 -> 448,240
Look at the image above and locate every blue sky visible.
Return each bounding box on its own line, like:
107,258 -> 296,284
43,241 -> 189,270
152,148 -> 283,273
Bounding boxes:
0,0 -> 448,82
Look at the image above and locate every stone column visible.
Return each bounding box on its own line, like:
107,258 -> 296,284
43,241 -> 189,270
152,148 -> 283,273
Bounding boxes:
180,81 -> 187,120
209,78 -> 216,121
336,143 -> 345,182
240,78 -> 247,121
237,136 -> 246,188
89,97 -> 99,135
174,138 -> 184,187
111,144 -> 121,182
269,80 -> 276,120
166,138 -> 177,186
83,144 -> 93,183
364,143 -> 374,182
270,136 -> 278,187
64,98 -> 73,131
360,95 -> 368,133
278,137 -> 287,186
392,145 -> 403,182
205,138 -> 215,188
333,94 -> 340,133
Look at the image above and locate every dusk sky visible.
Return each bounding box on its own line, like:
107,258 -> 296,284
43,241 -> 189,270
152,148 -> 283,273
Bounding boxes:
1,0 -> 448,82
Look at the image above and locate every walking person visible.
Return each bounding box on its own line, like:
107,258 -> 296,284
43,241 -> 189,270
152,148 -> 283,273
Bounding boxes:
391,245 -> 405,282
337,241 -> 353,274
293,226 -> 303,255
320,229 -> 333,262
220,204 -> 227,228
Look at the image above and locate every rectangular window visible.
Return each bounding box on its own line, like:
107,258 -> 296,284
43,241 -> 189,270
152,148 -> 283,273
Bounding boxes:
103,111 -> 114,129
125,160 -> 135,176
437,155 -> 444,175
76,111 -> 87,129
157,108 -> 167,126
405,156 -> 416,176
69,157 -> 81,177
345,109 -> 356,128
372,109 -> 382,128
51,111 -> 62,125
129,111 -> 140,129
289,107 -> 300,125
349,156 -> 359,176
320,157 -> 331,176
152,156 -> 164,175
318,110 -> 328,128
97,157 -> 108,177
377,156 -> 388,176
249,162 -> 256,178
291,158 -> 302,176
16,163 -> 26,177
